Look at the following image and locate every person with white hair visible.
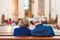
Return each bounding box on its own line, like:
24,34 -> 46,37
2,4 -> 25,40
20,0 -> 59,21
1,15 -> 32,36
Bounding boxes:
31,17 -> 55,36
29,17 -> 40,30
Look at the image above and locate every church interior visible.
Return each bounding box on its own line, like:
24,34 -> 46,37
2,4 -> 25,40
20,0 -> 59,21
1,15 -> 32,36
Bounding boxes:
0,0 -> 60,40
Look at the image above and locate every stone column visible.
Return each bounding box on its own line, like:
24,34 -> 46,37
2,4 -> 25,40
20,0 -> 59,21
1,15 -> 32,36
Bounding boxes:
18,0 -> 24,18
38,0 -> 44,16
12,0 -> 18,22
32,0 -> 38,16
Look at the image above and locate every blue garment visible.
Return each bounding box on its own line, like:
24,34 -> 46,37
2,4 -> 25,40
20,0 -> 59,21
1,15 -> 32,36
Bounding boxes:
31,24 -> 55,36
13,27 -> 31,36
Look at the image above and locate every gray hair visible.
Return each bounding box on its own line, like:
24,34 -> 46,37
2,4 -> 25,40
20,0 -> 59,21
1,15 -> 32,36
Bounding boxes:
20,18 -> 30,27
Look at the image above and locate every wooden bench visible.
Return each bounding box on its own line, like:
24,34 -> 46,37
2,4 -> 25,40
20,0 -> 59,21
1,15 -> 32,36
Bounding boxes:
0,36 -> 60,40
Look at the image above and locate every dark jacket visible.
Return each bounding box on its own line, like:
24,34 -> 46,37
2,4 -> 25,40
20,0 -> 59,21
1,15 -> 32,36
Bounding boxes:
31,24 -> 55,36
13,27 -> 31,36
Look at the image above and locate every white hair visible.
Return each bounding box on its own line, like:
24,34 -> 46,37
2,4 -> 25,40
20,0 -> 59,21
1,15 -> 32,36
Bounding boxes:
39,17 -> 42,21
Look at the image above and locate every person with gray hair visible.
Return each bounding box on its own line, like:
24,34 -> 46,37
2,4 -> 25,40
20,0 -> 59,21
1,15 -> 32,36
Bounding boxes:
31,17 -> 55,36
29,16 -> 40,30
13,18 -> 31,36
29,15 -> 40,29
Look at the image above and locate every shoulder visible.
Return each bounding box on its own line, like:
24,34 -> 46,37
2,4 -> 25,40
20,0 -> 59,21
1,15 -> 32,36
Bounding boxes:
36,24 -> 45,28
36,24 -> 41,27
14,28 -> 20,30
46,25 -> 52,28
45,25 -> 53,31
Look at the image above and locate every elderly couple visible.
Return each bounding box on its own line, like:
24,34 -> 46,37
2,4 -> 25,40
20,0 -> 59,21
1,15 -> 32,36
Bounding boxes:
13,17 -> 55,36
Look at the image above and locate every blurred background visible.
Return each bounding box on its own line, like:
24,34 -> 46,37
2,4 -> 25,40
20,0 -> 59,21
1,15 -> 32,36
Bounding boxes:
0,0 -> 60,36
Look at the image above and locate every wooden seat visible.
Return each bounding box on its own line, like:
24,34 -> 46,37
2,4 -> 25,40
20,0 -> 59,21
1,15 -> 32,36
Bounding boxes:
0,36 -> 60,40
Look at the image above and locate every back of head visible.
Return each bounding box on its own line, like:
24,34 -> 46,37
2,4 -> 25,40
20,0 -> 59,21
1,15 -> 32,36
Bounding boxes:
20,18 -> 30,28
32,15 -> 40,25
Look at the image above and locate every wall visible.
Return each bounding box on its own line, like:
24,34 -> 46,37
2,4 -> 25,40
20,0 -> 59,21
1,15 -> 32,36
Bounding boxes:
38,0 -> 44,16
50,0 -> 60,24
44,0 -> 50,20
51,0 -> 57,20
56,0 -> 60,24
0,0 -> 12,23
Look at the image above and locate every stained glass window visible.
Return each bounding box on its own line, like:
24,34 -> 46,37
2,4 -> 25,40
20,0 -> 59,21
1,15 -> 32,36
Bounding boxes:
24,0 -> 30,10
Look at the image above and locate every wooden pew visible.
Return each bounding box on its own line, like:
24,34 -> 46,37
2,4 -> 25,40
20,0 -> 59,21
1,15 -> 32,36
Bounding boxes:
0,36 -> 60,40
